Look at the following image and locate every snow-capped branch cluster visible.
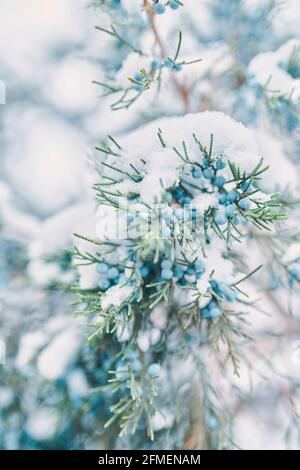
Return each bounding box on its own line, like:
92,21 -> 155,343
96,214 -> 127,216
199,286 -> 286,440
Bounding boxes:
72,0 -> 300,449
1,0 -> 300,451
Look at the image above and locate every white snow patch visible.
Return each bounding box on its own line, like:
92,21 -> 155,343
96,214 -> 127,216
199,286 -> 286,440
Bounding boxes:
16,331 -> 48,369
37,328 -> 81,380
249,40 -> 300,101
43,56 -> 103,114
101,285 -> 134,311
67,369 -> 89,396
25,408 -> 59,441
3,107 -> 87,217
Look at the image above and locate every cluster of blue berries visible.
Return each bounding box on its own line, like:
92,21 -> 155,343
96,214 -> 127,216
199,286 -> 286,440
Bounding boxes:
153,1 -> 181,15
131,56 -> 182,93
210,278 -> 236,302
201,280 -> 237,321
190,157 -> 228,197
152,57 -> 182,76
163,58 -> 182,72
215,189 -> 251,226
116,350 -> 160,382
96,262 -> 125,291
169,187 -> 192,207
113,357 -> 161,403
191,155 -> 249,196
150,56 -> 182,73
160,258 -> 205,283
163,205 -> 197,227
188,156 -> 252,226
201,300 -> 222,320
191,157 -> 226,180
123,349 -> 143,374
137,260 -> 156,279
132,72 -> 144,92
166,157 -> 252,228
136,256 -> 207,287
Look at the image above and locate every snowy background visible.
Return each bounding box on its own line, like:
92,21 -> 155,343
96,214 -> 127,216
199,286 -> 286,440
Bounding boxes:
0,0 -> 107,449
0,0 -> 300,450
